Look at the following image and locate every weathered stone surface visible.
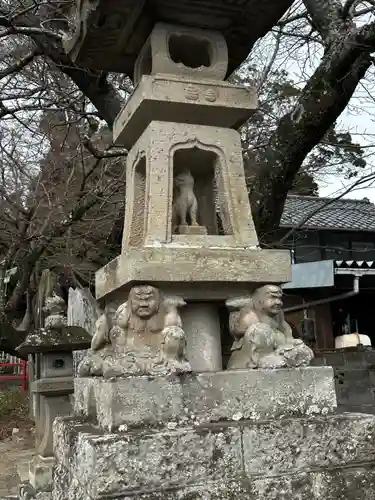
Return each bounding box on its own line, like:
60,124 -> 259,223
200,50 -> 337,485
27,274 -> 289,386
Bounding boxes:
52,413 -> 375,499
95,248 -> 290,301
242,413 -> 375,475
31,377 -> 74,396
52,477 -> 251,500
51,463 -> 69,500
113,75 -> 257,148
182,368 -> 336,422
182,302 -> 222,372
53,417 -> 95,470
75,376 -> 182,429
35,393 -> 73,457
40,352 -> 73,378
29,455 -> 55,492
53,418 -> 241,499
67,288 -> 99,335
133,23 -> 228,84
64,0 -> 294,76
67,288 -> 99,376
246,467 -> 375,500
74,367 -> 336,430
121,120 -> 259,251
17,481 -> 53,500
16,325 -> 91,356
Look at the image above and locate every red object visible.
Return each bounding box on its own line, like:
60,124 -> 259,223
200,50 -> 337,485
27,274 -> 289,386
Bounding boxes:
0,361 -> 28,391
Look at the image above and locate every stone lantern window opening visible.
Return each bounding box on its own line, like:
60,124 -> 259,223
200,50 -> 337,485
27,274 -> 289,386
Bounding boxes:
168,33 -> 213,69
172,146 -> 232,236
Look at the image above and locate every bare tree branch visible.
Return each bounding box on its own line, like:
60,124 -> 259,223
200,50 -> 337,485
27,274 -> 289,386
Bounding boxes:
82,136 -> 127,159
0,9 -> 124,126
0,49 -> 39,79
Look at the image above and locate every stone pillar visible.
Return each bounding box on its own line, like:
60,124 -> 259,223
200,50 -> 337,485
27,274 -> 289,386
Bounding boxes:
182,303 -> 222,372
67,287 -> 99,376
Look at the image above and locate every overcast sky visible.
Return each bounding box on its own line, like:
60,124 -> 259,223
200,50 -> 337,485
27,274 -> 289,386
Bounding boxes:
273,19 -> 375,203
318,103 -> 375,201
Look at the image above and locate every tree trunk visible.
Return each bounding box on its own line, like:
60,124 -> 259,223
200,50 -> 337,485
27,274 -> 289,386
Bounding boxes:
249,37 -> 371,244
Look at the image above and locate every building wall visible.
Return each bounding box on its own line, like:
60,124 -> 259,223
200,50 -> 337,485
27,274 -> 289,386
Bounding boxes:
279,228 -> 375,264
284,293 -> 334,350
312,348 -> 375,414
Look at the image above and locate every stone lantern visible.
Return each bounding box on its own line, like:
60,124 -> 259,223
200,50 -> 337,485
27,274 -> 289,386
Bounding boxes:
46,3 -> 375,500
16,295 -> 91,493
63,1 -> 293,374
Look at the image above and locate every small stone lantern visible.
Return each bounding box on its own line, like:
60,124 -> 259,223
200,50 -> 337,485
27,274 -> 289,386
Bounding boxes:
16,295 -> 91,493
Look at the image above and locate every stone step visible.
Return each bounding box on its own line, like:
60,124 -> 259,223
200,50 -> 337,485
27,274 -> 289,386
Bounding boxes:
53,412 -> 375,500
242,412 -> 375,476
52,466 -> 375,500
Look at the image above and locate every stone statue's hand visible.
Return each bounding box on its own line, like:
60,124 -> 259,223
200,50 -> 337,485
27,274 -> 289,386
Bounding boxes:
167,358 -> 192,374
163,326 -> 186,352
276,343 -> 295,355
282,342 -> 314,367
245,323 -> 276,347
163,326 -> 187,361
291,338 -> 303,346
258,353 -> 287,369
164,325 -> 185,340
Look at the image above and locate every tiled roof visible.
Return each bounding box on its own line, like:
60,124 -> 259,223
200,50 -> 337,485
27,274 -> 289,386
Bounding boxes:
281,195 -> 375,231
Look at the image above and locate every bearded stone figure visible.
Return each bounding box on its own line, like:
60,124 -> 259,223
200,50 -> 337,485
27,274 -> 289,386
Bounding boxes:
78,285 -> 191,378
226,285 -> 314,369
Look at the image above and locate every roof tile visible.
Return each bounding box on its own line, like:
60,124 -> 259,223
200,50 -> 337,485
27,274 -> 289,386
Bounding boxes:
281,195 -> 375,231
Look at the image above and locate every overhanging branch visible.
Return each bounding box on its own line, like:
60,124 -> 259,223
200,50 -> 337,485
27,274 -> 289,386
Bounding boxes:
0,11 -> 124,127
303,0 -> 344,44
250,40 -> 372,242
0,49 -> 39,79
83,136 -> 128,159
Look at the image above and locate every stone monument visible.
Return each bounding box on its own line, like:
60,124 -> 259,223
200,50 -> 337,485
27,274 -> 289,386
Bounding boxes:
47,2 -> 375,500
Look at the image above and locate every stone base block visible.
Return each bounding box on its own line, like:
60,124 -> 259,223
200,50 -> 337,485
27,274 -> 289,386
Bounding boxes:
74,367 -> 336,430
52,412 -> 375,499
54,419 -> 241,499
95,247 -> 290,300
29,455 -> 55,492
113,75 -> 257,148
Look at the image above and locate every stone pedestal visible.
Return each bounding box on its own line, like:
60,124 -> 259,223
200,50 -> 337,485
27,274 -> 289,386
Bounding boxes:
52,367 -> 375,499
31,377 -> 73,457
74,367 -> 337,430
